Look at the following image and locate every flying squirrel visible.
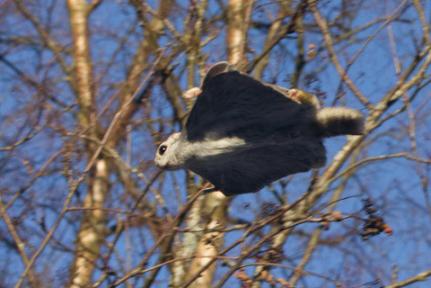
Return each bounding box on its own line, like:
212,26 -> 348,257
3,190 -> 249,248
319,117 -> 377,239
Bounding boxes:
154,62 -> 364,196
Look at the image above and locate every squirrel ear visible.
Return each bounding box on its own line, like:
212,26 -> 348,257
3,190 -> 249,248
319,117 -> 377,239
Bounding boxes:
205,61 -> 232,79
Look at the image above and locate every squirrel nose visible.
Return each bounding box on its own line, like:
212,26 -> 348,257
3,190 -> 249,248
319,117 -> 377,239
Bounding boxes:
154,159 -> 162,168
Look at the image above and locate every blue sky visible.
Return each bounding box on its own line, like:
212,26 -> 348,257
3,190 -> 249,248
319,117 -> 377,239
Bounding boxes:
1,0 -> 430,287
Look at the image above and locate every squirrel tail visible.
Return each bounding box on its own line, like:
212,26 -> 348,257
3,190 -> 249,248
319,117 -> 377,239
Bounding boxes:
316,107 -> 364,137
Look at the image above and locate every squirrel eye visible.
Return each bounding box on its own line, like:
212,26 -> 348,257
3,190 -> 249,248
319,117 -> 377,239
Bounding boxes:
158,145 -> 167,155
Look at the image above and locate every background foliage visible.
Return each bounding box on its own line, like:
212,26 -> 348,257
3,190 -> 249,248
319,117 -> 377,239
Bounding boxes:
0,0 -> 431,287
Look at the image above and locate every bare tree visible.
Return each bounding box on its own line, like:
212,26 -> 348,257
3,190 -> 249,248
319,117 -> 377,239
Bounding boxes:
0,0 -> 431,287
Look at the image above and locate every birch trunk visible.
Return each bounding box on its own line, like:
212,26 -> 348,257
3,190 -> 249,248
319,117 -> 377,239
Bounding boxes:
67,1 -> 110,287
185,1 -> 253,287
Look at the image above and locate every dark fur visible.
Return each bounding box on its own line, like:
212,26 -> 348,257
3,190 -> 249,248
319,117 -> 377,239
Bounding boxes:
187,71 -> 318,142
187,138 -> 325,195
184,70 -> 362,195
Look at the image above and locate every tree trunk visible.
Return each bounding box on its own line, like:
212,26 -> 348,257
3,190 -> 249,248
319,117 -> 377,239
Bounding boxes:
67,1 -> 110,287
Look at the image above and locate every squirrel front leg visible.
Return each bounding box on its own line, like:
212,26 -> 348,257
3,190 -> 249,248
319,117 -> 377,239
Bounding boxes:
269,84 -> 321,109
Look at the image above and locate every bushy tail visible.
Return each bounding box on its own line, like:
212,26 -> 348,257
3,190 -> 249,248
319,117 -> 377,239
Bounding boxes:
316,107 -> 364,137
